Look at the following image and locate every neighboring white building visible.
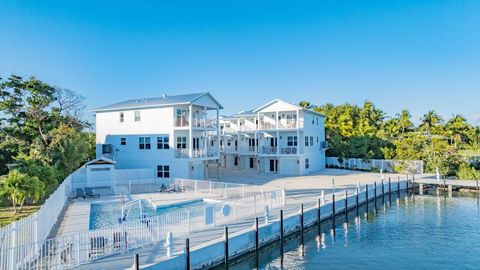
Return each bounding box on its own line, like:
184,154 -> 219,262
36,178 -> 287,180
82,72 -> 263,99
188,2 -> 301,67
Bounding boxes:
93,92 -> 222,180
218,99 -> 327,175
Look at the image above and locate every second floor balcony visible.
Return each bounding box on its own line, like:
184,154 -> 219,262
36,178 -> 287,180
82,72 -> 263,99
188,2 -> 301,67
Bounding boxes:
175,148 -> 219,159
259,146 -> 303,155
175,117 -> 217,129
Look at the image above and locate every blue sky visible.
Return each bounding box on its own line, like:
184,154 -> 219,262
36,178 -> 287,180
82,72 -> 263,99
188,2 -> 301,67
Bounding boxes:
1,0 -> 479,125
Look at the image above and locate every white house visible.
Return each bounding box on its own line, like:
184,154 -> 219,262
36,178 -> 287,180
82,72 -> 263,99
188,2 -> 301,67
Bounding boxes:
93,92 -> 222,180
218,99 -> 326,175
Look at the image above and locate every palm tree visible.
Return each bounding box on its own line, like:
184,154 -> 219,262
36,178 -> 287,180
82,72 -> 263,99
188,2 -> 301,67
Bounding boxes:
445,114 -> 470,146
420,110 -> 443,135
396,109 -> 413,135
0,170 -> 45,213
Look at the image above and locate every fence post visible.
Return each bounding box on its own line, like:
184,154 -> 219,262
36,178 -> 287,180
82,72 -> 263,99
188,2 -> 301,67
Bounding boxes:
76,234 -> 81,265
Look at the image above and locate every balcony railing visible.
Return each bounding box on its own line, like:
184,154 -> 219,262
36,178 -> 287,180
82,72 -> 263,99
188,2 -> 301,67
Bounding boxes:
221,146 -> 238,153
175,117 -> 189,127
260,146 -> 277,154
279,146 -> 302,154
175,148 -> 219,158
258,146 -> 302,154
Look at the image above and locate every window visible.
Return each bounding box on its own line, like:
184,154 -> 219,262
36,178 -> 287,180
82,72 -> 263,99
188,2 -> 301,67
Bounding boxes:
139,137 -> 151,149
316,117 -> 319,125
176,137 -> 187,149
134,111 -> 141,122
310,136 -> 313,146
317,137 -> 319,143
305,136 -> 309,146
287,136 -> 298,146
120,138 -> 126,145
157,165 -> 170,178
157,136 -> 169,149
102,144 -> 113,154
305,158 -> 309,169
120,112 -> 124,122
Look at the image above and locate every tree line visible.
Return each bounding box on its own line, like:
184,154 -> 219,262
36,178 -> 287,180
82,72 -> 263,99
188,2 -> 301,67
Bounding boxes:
0,75 -> 95,213
299,101 -> 480,179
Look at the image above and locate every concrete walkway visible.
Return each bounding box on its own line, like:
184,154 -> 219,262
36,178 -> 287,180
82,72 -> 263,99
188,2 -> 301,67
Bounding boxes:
74,169 -> 427,269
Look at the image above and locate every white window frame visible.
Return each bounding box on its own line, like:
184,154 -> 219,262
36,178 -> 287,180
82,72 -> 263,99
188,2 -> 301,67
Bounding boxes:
157,165 -> 170,178
139,137 -> 151,149
134,111 -> 141,122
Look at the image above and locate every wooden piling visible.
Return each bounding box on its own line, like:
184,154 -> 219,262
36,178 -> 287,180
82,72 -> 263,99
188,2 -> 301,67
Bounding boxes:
134,254 -> 139,270
185,238 -> 190,270
280,209 -> 284,241
224,227 -> 229,268
255,217 -> 259,253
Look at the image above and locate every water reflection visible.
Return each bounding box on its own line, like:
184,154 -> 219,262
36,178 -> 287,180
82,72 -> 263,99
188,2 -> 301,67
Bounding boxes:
222,191 -> 480,270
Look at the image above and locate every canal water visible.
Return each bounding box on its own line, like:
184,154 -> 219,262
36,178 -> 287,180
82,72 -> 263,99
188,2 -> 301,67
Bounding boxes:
224,191 -> 480,269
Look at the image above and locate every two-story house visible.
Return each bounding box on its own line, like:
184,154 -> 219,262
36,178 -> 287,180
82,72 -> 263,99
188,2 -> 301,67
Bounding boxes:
93,92 -> 222,180
219,99 -> 326,175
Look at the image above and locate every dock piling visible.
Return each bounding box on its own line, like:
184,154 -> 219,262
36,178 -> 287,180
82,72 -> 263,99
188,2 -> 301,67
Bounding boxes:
317,199 -> 321,225
374,182 -> 377,207
280,209 -> 284,241
255,217 -> 259,253
365,184 -> 369,212
344,190 -> 348,220
300,204 -> 304,237
332,194 -> 336,231
355,186 -> 359,216
185,238 -> 190,270
224,227 -> 229,268
134,254 -> 139,270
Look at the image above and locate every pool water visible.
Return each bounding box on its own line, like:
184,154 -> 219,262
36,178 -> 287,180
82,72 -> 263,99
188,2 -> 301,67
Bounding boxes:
89,199 -> 209,229
224,191 -> 480,269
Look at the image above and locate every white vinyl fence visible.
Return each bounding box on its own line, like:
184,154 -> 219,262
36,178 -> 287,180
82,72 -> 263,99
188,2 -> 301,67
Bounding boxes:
0,168 -> 83,270
1,178 -> 285,270
326,157 -> 424,174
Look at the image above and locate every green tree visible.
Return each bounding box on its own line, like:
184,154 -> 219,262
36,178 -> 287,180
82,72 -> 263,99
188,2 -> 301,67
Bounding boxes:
419,110 -> 443,135
0,170 -> 45,213
396,109 -> 413,135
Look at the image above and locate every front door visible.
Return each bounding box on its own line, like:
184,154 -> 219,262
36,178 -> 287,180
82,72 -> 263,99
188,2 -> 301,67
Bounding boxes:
269,159 -> 276,172
250,158 -> 254,168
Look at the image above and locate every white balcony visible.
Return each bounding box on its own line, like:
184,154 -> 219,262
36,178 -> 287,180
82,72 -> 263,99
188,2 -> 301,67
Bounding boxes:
259,146 -> 302,155
175,148 -> 219,159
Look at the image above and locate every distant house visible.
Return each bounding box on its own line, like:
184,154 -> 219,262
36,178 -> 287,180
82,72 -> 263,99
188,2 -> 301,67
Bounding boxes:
93,92 -> 222,180
219,99 -> 327,175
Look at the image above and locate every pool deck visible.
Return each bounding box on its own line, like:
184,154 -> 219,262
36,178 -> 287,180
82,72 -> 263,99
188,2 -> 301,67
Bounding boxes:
51,192 -> 222,238
70,169 -> 432,269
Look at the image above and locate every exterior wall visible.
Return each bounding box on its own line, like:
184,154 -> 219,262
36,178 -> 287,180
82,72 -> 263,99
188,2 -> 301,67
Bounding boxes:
95,100 -> 220,180
219,100 -> 326,176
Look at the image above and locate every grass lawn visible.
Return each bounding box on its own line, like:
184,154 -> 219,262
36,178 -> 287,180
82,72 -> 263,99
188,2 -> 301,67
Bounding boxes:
0,205 -> 40,227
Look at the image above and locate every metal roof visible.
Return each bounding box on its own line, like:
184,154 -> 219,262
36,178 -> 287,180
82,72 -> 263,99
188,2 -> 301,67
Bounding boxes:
92,92 -> 223,112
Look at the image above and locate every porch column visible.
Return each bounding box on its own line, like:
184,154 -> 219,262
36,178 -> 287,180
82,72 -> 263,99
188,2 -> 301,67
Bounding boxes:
204,107 -> 207,157
276,130 -> 280,155
275,111 -> 279,129
189,104 -> 193,157
216,109 -> 220,157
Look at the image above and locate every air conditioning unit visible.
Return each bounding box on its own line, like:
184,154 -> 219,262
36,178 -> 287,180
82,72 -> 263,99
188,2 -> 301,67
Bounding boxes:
321,141 -> 328,149
102,144 -> 113,154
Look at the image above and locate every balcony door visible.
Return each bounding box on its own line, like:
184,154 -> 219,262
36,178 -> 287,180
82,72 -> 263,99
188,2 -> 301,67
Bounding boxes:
270,137 -> 277,147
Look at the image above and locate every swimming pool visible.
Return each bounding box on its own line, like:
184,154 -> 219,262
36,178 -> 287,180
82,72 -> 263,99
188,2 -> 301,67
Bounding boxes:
89,199 -> 211,229
223,191 -> 480,269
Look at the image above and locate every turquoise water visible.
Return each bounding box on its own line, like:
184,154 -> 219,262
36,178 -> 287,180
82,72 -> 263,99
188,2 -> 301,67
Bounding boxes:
225,191 -> 480,269
89,199 -> 209,229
